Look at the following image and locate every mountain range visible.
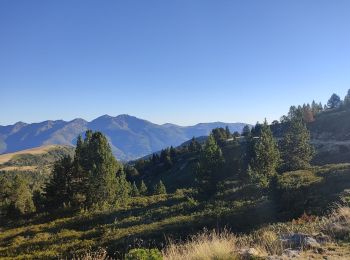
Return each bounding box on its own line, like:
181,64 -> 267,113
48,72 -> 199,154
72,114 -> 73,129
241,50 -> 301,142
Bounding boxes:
0,115 -> 247,160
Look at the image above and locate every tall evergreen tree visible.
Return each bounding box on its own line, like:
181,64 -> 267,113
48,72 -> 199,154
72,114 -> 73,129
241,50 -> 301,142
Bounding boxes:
280,119 -> 314,171
249,120 -> 280,187
344,89 -> 350,108
153,180 -> 167,195
10,175 -> 36,215
139,180 -> 148,196
46,130 -> 127,209
131,182 -> 140,197
188,137 -> 201,152
85,132 -> 121,206
242,125 -> 251,137
196,134 -> 225,197
327,93 -> 342,109
45,156 -> 73,208
225,126 -> 231,139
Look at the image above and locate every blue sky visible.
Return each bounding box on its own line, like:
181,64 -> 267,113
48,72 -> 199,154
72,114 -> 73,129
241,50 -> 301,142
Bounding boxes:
1,0 -> 350,126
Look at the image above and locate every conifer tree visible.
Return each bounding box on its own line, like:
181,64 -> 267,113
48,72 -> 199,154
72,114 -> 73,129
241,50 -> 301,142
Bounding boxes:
85,132 -> 120,206
242,125 -> 251,137
327,93 -> 341,109
115,171 -> 131,204
139,180 -> 148,196
249,120 -> 280,187
344,89 -> 350,108
196,134 -> 225,197
189,137 -> 201,152
10,175 -> 36,215
280,119 -> 314,171
153,180 -> 167,195
131,182 -> 140,197
45,156 -> 73,208
225,126 -> 231,138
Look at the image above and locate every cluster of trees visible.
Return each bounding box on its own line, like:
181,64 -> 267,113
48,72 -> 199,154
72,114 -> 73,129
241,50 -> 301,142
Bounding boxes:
45,131 -> 168,210
0,131 -> 168,217
326,90 -> 350,109
196,116 -> 314,196
0,174 -> 36,217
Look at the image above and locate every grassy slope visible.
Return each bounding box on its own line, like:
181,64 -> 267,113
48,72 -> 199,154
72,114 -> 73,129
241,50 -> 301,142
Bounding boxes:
0,145 -> 74,172
1,164 -> 350,259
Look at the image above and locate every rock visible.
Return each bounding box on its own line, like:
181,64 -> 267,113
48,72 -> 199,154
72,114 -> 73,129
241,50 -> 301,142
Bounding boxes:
314,233 -> 331,244
283,249 -> 301,258
239,247 -> 265,259
304,237 -> 321,249
280,233 -> 309,248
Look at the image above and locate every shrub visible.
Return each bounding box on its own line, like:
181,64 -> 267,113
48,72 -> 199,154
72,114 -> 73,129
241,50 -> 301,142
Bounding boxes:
125,248 -> 163,260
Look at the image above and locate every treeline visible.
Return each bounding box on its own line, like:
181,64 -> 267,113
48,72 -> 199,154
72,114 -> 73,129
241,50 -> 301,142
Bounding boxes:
196,118 -> 314,198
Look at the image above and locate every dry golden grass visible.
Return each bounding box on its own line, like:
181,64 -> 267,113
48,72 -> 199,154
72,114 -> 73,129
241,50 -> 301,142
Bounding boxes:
163,229 -> 238,260
324,205 -> 350,240
0,145 -> 63,164
162,207 -> 350,260
0,165 -> 37,171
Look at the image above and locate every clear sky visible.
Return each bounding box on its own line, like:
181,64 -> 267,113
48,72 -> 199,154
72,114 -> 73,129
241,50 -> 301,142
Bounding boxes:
1,0 -> 350,126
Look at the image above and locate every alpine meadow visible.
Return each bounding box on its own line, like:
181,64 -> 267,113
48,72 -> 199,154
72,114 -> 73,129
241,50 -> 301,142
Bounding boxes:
2,1 -> 350,259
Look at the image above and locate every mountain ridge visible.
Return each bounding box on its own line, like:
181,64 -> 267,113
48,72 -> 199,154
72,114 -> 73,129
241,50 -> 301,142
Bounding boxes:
0,114 -> 248,161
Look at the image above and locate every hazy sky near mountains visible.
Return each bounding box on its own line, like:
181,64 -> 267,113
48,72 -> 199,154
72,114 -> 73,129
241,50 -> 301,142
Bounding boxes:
1,0 -> 350,126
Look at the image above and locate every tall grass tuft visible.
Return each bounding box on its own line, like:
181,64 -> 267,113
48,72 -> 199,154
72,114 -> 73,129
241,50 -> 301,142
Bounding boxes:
163,229 -> 238,260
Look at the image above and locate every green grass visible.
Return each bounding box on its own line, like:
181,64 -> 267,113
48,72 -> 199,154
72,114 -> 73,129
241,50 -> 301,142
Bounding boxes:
2,163 -> 350,259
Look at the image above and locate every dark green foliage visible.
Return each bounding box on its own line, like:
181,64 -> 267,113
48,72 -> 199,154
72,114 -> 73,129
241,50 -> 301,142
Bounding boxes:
248,120 -> 280,188
139,180 -> 148,196
188,137 -> 201,152
275,170 -> 322,218
196,134 -> 225,197
45,156 -> 73,208
212,127 -> 230,146
131,181 -> 140,196
280,119 -> 314,171
327,93 -> 342,109
153,180 -> 167,195
0,174 -> 36,216
46,131 -> 126,209
344,89 -> 350,108
242,125 -> 251,137
125,248 -> 162,260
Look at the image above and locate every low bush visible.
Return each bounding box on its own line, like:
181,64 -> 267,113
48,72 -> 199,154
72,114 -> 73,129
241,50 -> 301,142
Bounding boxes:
125,248 -> 162,260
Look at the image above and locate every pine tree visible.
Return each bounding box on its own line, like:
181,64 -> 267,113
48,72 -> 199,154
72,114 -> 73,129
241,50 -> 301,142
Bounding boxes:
45,156 -> 73,208
249,120 -> 280,187
115,171 -> 131,204
46,130 -> 125,209
131,182 -> 140,197
327,93 -> 342,109
189,137 -> 201,152
242,125 -> 251,137
153,180 -> 166,195
196,134 -> 225,197
139,180 -> 148,196
225,126 -> 231,139
85,132 -> 121,206
344,89 -> 350,108
280,119 -> 314,171
10,175 -> 36,215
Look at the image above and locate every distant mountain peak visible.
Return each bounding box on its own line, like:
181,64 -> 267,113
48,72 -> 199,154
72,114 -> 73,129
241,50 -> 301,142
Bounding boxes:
0,115 -> 249,160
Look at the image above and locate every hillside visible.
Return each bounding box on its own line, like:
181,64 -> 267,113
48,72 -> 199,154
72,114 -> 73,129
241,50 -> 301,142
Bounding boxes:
1,162 -> 350,259
0,145 -> 74,172
0,115 -> 247,161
